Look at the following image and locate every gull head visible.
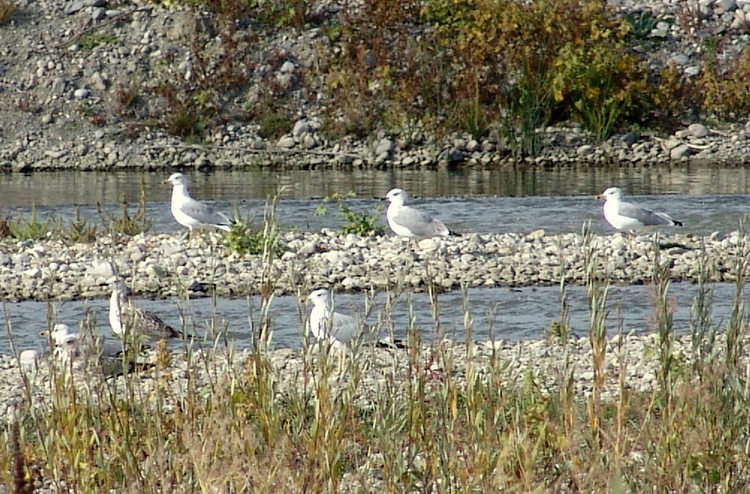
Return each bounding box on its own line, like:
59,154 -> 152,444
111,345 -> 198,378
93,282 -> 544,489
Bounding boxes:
385,188 -> 409,206
596,187 -> 623,202
51,324 -> 73,344
59,334 -> 79,352
40,323 -> 73,344
108,276 -> 130,295
306,288 -> 332,309
19,350 -> 39,374
163,173 -> 189,187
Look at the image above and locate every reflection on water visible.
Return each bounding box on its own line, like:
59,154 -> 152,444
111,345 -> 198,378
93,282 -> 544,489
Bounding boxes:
0,165 -> 749,237
0,282 -> 739,357
2,165 -> 750,207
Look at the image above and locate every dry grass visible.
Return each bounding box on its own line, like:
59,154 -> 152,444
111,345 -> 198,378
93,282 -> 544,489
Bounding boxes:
2,220 -> 750,493
0,0 -> 17,25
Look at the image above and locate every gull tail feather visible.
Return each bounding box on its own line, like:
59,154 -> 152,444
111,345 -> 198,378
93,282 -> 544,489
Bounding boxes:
376,338 -> 407,349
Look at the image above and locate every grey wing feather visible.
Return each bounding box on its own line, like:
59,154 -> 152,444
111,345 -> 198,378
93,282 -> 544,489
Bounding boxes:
618,202 -> 676,226
393,207 -> 448,237
331,312 -> 360,342
180,199 -> 231,227
125,305 -> 181,339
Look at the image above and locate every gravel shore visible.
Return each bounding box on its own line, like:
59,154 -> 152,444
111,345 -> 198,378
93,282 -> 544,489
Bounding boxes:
0,228 -> 738,301
1,329 -> 738,425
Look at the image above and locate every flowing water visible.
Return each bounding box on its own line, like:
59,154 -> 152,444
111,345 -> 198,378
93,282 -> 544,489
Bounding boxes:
0,164 -> 748,356
0,283 -> 737,356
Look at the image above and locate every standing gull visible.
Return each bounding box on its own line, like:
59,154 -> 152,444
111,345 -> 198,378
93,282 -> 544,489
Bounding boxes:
41,323 -> 152,377
163,173 -> 233,234
109,278 -> 182,341
384,188 -> 457,240
18,350 -> 39,382
306,289 -> 401,354
597,187 -> 683,233
41,323 -> 125,362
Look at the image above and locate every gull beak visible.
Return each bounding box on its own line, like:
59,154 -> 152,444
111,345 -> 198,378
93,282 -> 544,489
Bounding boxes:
162,179 -> 170,185
39,330 -> 49,337
595,194 -> 603,199
300,295 -> 307,303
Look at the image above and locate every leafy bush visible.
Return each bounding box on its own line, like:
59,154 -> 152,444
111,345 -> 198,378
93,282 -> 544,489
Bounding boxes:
97,180 -> 152,236
4,207 -> 51,241
224,216 -> 284,257
552,41 -> 648,140
698,47 -> 750,119
315,192 -> 385,236
61,208 -> 98,244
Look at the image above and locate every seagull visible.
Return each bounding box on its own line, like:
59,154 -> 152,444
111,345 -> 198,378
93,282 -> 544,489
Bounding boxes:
41,323 -> 124,362
163,173 -> 233,234
18,349 -> 39,381
384,188 -> 457,240
109,278 -> 182,341
41,322 -> 153,378
596,187 -> 683,234
305,288 -> 402,354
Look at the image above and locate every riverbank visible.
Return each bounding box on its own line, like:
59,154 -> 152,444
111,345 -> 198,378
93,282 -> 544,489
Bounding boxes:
3,0 -> 750,173
3,325 -> 749,491
0,228 -> 739,301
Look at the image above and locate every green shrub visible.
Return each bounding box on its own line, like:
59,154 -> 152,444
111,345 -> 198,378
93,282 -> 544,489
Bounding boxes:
5,207 -> 51,241
315,192 -> 385,236
698,46 -> 750,119
61,208 -> 98,244
552,41 -> 648,140
97,180 -> 152,236
225,216 -> 284,257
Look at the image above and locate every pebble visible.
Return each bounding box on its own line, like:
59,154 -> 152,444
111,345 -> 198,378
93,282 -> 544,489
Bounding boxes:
0,230 -> 740,302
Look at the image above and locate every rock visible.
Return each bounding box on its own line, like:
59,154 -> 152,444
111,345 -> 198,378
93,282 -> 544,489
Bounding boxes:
440,147 -> 465,163
375,139 -> 393,156
90,72 -> 108,90
715,0 -> 736,12
688,123 -> 709,137
527,229 -> 545,240
280,61 -> 296,73
292,120 -> 309,139
663,137 -> 683,150
277,136 -> 296,149
577,145 -> 594,156
73,88 -> 90,99
86,260 -> 116,278
670,144 -> 691,159
668,54 -> 689,66
92,7 -> 106,21
620,132 -> 637,146
63,0 -> 85,14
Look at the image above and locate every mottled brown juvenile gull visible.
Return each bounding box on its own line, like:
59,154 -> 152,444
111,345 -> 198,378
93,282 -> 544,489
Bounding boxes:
163,173 -> 232,233
597,187 -> 683,233
109,278 -> 182,341
384,188 -> 457,240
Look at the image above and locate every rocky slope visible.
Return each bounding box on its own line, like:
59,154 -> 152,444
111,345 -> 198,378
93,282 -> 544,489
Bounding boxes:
2,0 -> 750,172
